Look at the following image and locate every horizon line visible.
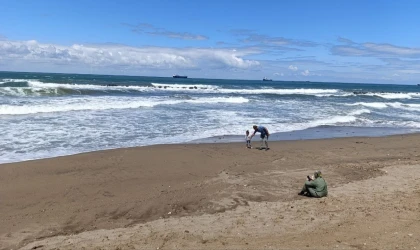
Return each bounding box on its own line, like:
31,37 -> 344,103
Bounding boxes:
0,70 -> 416,86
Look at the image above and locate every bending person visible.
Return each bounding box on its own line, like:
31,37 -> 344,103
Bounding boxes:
298,170 -> 328,198
251,125 -> 270,150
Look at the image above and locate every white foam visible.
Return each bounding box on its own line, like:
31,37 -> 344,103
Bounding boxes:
149,86 -> 339,95
18,80 -> 218,94
348,102 -> 420,111
1,78 -> 30,83
262,108 -> 370,133
0,81 -> 145,96
349,109 -> 371,116
186,97 -> 248,104
1,80 -> 342,97
0,87 -> 31,96
362,92 -> 417,99
245,115 -> 359,134
0,79 -> 27,87
1,80 -> 343,98
0,96 -> 417,164
134,83 -> 340,96
151,83 -> 217,90
27,80 -> 129,91
395,120 -> 420,128
3,78 -> 420,164
3,80 -> 420,100
218,88 -> 338,95
311,115 -> 358,126
314,92 -> 355,97
193,107 -> 367,137
386,102 -> 420,111
347,102 -> 388,109
0,96 -> 249,115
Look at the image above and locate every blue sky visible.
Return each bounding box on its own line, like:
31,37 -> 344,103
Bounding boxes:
1,0 -> 420,83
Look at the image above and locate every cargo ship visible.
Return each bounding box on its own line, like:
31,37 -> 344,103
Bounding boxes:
263,77 -> 272,81
173,75 -> 188,78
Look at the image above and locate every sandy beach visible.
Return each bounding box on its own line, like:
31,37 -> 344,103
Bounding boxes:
1,134 -> 420,250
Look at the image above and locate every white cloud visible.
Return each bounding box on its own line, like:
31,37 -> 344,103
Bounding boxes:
332,46 -> 367,56
230,29 -> 318,48
337,37 -> 356,45
392,73 -> 400,77
363,43 -> 420,56
124,23 -> 209,41
288,65 -> 298,71
398,69 -> 420,74
0,40 -> 260,70
333,39 -> 420,58
301,70 -> 310,76
273,72 -> 284,76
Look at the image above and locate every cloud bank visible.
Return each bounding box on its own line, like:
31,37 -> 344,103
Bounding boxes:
1,35 -> 420,83
0,39 -> 260,71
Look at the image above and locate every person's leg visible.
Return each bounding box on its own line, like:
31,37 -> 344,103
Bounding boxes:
299,184 -> 308,195
260,133 -> 266,149
264,136 -> 269,149
306,187 -> 319,197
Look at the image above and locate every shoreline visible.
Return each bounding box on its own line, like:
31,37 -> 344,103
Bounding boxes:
2,125 -> 418,165
1,133 -> 420,249
189,125 -> 418,144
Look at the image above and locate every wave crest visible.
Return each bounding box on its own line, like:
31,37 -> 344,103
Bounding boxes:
0,96 -> 249,115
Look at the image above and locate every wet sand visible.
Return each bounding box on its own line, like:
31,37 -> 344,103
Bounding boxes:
1,134 -> 420,249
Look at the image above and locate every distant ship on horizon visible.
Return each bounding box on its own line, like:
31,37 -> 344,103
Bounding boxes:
173,75 -> 188,78
263,77 -> 272,81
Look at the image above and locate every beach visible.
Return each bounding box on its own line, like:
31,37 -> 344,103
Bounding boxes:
2,1 -> 420,249
1,134 -> 420,249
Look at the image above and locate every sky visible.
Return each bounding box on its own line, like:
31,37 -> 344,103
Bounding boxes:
1,0 -> 420,84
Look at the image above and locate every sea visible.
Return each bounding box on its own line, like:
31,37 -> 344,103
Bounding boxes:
1,71 -> 420,164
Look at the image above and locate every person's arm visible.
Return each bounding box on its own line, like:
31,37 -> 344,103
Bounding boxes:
305,177 -> 319,188
250,130 -> 257,138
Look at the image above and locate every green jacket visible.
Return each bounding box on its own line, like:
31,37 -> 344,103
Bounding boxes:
305,177 -> 328,197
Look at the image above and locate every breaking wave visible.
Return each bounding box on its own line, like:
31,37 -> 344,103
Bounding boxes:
0,96 -> 249,115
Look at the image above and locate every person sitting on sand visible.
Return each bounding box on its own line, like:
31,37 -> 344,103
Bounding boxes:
245,130 -> 252,148
250,125 -> 270,150
298,170 -> 328,198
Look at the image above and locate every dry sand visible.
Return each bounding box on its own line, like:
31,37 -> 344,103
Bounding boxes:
1,134 -> 420,249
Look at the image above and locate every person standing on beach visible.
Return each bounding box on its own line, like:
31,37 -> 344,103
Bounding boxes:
250,125 -> 270,150
245,130 -> 252,148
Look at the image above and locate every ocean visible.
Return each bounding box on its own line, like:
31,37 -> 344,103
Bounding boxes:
1,71 -> 420,164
